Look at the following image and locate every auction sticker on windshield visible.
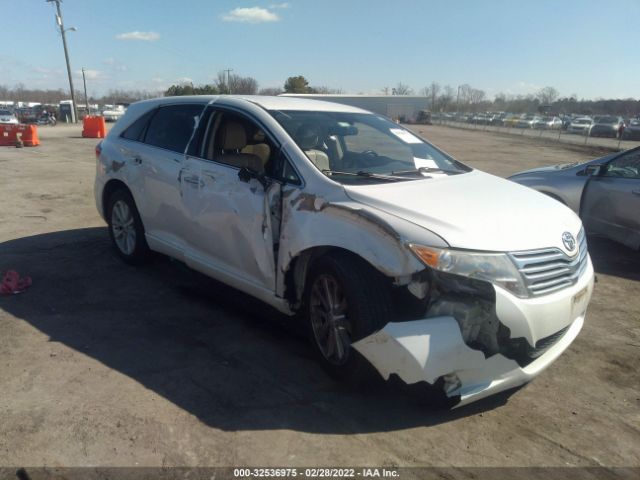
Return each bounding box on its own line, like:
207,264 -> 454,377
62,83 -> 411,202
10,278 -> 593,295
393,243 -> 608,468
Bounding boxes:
389,128 -> 423,144
413,157 -> 439,169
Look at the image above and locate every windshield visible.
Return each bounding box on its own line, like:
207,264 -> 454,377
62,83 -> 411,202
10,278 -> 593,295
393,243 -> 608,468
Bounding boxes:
0,110 -> 12,116
595,116 -> 618,124
574,118 -> 591,125
269,110 -> 470,183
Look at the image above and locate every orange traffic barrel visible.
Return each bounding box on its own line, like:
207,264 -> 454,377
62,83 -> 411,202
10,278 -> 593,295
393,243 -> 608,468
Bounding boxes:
19,124 -> 40,147
82,115 -> 106,138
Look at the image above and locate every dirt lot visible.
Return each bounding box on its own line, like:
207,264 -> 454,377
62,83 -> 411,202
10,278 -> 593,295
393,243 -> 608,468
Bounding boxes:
0,124 -> 638,470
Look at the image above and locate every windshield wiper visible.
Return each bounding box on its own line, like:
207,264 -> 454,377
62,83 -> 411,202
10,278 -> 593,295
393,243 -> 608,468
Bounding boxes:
321,169 -> 406,182
391,166 -> 463,176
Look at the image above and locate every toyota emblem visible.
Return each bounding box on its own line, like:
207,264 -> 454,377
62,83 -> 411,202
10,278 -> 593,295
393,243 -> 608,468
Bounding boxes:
562,232 -> 576,252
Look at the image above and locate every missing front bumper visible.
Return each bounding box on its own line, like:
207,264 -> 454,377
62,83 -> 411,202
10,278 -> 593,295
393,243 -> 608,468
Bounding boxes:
352,314 -> 585,407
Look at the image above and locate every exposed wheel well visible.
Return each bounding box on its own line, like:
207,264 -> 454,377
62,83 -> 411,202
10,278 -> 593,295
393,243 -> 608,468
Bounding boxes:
283,246 -> 393,310
102,179 -> 132,219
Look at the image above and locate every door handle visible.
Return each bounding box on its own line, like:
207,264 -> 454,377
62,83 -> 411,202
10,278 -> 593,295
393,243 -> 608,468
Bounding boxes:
130,155 -> 142,165
201,170 -> 217,181
182,175 -> 203,187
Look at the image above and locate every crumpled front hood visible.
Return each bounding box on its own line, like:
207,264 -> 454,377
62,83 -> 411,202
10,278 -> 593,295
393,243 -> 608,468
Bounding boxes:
343,170 -> 582,253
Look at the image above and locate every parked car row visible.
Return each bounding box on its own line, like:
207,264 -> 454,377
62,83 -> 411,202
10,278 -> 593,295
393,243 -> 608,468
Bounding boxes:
433,111 -> 639,139
0,103 -> 128,123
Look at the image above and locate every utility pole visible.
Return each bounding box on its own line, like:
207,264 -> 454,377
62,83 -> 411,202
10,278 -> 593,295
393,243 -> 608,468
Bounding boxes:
82,67 -> 89,114
224,68 -> 233,94
47,0 -> 78,122
456,85 -> 461,113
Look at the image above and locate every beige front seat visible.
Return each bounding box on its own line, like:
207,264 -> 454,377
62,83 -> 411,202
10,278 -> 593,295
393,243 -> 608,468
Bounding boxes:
216,121 -> 263,172
294,124 -> 330,172
241,131 -> 271,166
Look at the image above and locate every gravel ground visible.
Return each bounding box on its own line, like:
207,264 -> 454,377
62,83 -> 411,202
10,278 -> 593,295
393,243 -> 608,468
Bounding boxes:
0,124 -> 638,470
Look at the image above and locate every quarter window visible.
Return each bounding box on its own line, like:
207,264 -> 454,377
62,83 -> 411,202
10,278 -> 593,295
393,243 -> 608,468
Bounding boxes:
144,104 -> 203,153
121,109 -> 156,142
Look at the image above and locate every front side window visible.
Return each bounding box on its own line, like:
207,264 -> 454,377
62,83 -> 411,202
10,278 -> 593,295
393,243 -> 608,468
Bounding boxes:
202,111 -> 279,176
605,150 -> 640,179
143,104 -> 203,153
269,110 -> 470,183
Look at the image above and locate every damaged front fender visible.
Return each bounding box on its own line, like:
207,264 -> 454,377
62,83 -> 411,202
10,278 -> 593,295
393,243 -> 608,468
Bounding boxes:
276,186 -> 448,302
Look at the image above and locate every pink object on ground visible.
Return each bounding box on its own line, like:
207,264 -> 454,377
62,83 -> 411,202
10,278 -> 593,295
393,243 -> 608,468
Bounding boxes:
0,270 -> 32,295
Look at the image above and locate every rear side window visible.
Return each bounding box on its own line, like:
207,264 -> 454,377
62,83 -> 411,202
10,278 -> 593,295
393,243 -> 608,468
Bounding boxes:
143,104 -> 204,153
121,109 -> 156,141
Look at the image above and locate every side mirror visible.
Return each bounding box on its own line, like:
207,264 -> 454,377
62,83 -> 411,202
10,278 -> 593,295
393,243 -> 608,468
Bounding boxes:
238,166 -> 269,189
584,164 -> 603,177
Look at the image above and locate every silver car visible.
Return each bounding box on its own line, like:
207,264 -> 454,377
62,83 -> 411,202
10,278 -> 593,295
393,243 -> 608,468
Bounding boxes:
0,109 -> 19,124
622,118 -> 640,140
589,115 -> 624,138
510,147 -> 640,249
567,117 -> 592,135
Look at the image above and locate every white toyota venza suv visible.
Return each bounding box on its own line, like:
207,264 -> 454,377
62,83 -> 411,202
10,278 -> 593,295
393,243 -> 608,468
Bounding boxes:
94,96 -> 594,406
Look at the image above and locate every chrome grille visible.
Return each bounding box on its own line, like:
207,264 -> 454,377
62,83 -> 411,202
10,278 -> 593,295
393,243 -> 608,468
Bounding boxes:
509,229 -> 588,296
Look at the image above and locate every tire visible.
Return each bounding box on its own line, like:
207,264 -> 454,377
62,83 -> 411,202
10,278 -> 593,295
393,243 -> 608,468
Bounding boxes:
303,252 -> 392,383
106,189 -> 151,264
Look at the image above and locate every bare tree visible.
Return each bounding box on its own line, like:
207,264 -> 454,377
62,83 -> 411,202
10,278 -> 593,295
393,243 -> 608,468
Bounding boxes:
233,75 -> 259,94
421,82 -> 441,109
258,87 -> 283,96
310,86 -> 342,94
392,82 -> 413,95
537,86 -> 559,105
469,88 -> 486,105
437,85 -> 456,111
215,71 -> 259,94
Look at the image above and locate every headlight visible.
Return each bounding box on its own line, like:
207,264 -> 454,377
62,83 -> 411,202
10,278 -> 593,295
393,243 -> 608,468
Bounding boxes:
409,244 -> 528,298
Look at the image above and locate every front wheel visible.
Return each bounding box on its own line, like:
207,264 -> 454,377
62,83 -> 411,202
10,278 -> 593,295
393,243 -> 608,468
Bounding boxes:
107,189 -> 150,264
304,253 -> 391,382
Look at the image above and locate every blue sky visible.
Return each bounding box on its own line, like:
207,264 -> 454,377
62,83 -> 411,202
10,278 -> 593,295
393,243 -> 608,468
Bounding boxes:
1,0 -> 638,99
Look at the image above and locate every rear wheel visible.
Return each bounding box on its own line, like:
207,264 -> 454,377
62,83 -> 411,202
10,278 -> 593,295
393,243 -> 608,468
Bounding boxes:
107,189 -> 150,264
304,252 -> 391,383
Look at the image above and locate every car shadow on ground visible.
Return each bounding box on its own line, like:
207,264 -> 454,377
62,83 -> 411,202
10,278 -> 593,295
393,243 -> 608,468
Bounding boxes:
2,228 -> 533,434
586,235 -> 640,282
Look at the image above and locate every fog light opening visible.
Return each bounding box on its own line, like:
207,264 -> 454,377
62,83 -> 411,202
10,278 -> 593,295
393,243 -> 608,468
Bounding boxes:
442,372 -> 462,396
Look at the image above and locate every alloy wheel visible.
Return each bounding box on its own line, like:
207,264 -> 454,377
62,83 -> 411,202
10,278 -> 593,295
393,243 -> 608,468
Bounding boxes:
309,274 -> 352,365
111,200 -> 136,255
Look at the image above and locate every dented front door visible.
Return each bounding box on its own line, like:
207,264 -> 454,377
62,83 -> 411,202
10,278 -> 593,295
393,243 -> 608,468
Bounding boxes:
181,157 -> 279,293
